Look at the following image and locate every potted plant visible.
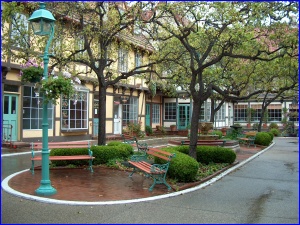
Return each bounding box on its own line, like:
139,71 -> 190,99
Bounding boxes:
145,125 -> 153,136
37,71 -> 81,104
246,107 -> 255,128
170,124 -> 176,131
19,59 -> 44,83
262,111 -> 269,128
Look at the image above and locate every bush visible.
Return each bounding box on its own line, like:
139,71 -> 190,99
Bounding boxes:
267,132 -> 274,141
91,143 -> 134,165
210,130 -> 223,139
50,147 -> 90,167
49,143 -> 134,166
196,146 -> 236,164
269,122 -> 279,130
270,128 -> 280,136
254,132 -> 272,146
167,145 -> 236,164
159,147 -> 199,182
145,125 -> 153,135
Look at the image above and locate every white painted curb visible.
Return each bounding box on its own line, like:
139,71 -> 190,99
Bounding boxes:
1,142 -> 275,205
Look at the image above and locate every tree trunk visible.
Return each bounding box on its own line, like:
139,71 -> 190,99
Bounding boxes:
210,100 -> 215,123
97,85 -> 107,145
189,100 -> 201,160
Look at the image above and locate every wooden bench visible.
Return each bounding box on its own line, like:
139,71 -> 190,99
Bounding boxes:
181,140 -> 226,147
128,147 -> 176,191
121,134 -> 137,144
30,141 -> 95,174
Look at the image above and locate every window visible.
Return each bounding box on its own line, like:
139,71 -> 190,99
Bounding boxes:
234,105 -> 247,122
268,109 -> 282,122
122,97 -> 138,125
164,102 -> 176,120
118,48 -> 128,72
135,52 -> 142,70
61,88 -> 89,130
75,35 -> 86,57
199,101 -> 210,121
268,104 -> 282,122
152,104 -> 160,123
252,109 -> 262,121
215,104 -> 225,121
23,86 -> 53,129
11,13 -> 29,48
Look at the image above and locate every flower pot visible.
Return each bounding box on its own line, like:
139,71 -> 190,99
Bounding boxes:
170,125 -> 176,131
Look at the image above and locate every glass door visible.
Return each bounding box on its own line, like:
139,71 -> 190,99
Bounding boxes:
3,94 -> 18,141
177,104 -> 190,130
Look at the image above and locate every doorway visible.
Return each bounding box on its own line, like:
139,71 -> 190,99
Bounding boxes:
145,104 -> 150,126
113,98 -> 122,134
177,104 -> 190,130
3,94 -> 18,141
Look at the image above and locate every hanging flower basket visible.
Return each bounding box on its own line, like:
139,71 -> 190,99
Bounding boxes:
19,59 -> 44,83
38,71 -> 81,105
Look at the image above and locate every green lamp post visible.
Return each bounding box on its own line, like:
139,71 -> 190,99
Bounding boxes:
28,2 -> 57,196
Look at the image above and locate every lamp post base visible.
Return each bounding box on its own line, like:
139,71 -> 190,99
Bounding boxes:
35,180 -> 57,196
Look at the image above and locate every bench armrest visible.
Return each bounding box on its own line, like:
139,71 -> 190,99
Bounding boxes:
150,163 -> 169,173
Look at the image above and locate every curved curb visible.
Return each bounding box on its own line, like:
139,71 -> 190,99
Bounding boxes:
1,142 -> 275,205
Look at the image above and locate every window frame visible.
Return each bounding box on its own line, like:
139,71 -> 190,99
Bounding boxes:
61,86 -> 89,131
23,86 -> 53,130
118,47 -> 128,73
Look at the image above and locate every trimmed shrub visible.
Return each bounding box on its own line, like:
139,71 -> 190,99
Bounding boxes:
270,128 -> 280,137
91,144 -> 134,165
254,132 -> 272,146
210,130 -> 223,139
267,132 -> 274,141
166,145 -> 236,164
50,143 -> 133,166
50,147 -> 90,166
159,148 -> 199,182
269,122 -> 279,130
196,146 -> 236,164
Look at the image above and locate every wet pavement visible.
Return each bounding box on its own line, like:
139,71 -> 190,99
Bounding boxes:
2,136 -> 263,202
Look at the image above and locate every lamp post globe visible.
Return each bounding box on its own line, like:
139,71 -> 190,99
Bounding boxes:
28,2 -> 56,196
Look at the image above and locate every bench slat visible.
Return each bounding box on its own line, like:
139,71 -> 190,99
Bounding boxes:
147,151 -> 170,161
148,148 -> 173,156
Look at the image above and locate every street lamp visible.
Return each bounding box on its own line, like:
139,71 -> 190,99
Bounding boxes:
28,2 -> 56,196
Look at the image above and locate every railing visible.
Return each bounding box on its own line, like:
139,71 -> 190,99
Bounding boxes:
2,124 -> 12,146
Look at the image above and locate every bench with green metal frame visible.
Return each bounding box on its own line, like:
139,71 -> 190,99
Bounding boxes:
128,147 -> 176,191
121,134 -> 137,144
30,141 -> 95,174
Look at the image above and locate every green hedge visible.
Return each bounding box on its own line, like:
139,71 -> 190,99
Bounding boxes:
270,128 -> 280,137
158,148 -> 199,182
167,145 -> 236,164
49,142 -> 133,166
49,147 -> 90,167
91,143 -> 133,165
255,132 -> 272,146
